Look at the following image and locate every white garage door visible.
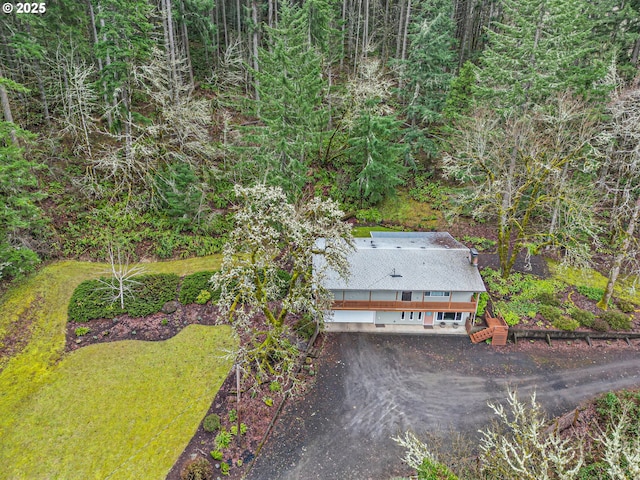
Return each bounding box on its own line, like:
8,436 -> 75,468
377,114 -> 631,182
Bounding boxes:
328,310 -> 375,323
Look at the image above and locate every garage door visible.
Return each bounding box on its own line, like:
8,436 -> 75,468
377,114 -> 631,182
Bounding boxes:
328,310 -> 375,323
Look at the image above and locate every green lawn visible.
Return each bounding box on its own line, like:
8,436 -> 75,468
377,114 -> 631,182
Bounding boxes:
0,256 -> 232,479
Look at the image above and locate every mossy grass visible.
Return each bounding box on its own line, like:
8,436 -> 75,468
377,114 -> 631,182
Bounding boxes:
378,190 -> 443,229
0,256 -> 227,478
351,226 -> 403,238
547,260 -> 640,305
1,325 -> 235,479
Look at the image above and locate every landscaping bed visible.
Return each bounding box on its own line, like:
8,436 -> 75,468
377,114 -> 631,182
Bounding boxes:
65,300 -> 317,480
473,252 -> 640,352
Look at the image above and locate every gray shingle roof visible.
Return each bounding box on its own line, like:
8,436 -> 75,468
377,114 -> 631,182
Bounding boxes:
316,232 -> 486,292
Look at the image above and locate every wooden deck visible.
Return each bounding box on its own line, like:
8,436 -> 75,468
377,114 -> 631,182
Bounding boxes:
331,300 -> 478,312
469,313 -> 509,346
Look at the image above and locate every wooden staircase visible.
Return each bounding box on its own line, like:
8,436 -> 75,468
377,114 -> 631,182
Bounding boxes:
469,313 -> 509,346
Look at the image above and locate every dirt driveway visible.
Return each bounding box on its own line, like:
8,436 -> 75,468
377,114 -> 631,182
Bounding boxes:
247,333 -> 640,480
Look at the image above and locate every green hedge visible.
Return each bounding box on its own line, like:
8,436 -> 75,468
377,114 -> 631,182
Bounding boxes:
178,271 -> 219,305
68,279 -> 123,322
68,273 -> 179,322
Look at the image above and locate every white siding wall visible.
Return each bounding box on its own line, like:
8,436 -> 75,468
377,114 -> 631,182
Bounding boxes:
451,291 -> 473,302
344,290 -> 369,300
371,291 -> 397,301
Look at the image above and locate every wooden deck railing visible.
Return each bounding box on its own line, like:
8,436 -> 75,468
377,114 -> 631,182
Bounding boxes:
331,300 -> 478,312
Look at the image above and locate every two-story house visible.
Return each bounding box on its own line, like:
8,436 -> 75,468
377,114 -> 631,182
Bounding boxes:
316,232 -> 486,333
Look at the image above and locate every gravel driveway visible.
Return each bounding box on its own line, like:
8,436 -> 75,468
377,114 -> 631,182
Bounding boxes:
247,333 -> 640,480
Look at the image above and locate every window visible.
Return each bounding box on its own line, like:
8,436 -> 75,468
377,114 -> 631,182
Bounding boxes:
418,312 -> 422,320
401,312 -> 405,320
425,291 -> 450,297
437,312 -> 462,321
401,291 -> 412,301
410,312 -> 414,320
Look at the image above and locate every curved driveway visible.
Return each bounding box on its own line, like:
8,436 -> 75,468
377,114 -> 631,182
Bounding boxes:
247,334 -> 640,480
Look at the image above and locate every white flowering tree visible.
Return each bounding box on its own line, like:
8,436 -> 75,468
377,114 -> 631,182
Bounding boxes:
213,184 -> 353,380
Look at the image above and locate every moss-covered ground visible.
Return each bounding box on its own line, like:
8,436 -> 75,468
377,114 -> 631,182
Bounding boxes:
548,260 -> 640,305
0,256 -> 233,479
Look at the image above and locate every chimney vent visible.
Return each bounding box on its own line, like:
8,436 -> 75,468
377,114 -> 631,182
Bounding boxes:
469,248 -> 479,267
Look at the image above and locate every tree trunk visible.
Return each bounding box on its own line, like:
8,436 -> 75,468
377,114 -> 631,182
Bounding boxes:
164,0 -> 179,102
363,0 -> 370,58
252,0 -> 259,101
236,0 -> 242,36
599,197 -> 640,310
88,0 -> 112,129
401,0 -> 411,62
396,0 -> 405,59
0,67 -> 17,144
179,0 -> 194,88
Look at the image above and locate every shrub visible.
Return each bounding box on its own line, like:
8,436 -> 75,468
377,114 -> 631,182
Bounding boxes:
615,298 -> 636,314
220,462 -> 230,476
502,311 -> 520,326
74,327 -> 91,337
294,315 -> 316,340
179,271 -> 218,305
269,380 -> 282,393
592,318 -> 610,332
417,457 -> 459,480
240,423 -> 247,435
569,308 -> 595,328
275,268 -> 292,299
202,414 -> 220,433
538,305 -> 563,323
228,409 -> 237,423
230,425 -> 238,436
552,317 -> 580,331
69,274 -> 180,322
210,450 -> 223,461
214,429 -> 232,449
0,245 -> 40,281
476,292 -> 489,316
263,397 -> 274,407
536,292 -> 561,307
180,457 -> 213,480
355,208 -> 383,223
195,289 -> 211,305
125,274 -> 180,317
600,311 -> 632,331
577,285 -> 605,302
67,279 -> 122,322
462,235 -> 496,252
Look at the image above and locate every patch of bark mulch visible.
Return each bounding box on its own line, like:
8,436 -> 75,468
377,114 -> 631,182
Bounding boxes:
64,303 -> 220,351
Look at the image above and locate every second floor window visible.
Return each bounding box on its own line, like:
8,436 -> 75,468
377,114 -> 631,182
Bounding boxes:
425,291 -> 450,297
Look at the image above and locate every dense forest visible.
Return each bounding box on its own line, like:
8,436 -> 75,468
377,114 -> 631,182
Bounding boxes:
1,0 -> 640,306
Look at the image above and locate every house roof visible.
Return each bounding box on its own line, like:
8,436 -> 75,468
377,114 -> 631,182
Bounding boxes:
315,232 -> 486,292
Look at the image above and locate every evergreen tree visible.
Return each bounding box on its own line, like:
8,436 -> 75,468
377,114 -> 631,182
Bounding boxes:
399,0 -> 457,125
0,122 -> 44,280
346,109 -> 406,206
476,0 -> 607,111
397,0 -> 457,159
245,3 -> 329,194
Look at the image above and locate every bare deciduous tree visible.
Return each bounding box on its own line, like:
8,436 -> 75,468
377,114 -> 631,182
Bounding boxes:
596,86 -> 640,309
443,102 -> 598,278
99,245 -> 146,309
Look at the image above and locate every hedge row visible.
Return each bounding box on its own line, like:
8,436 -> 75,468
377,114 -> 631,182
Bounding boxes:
68,273 -> 180,322
68,268 -> 296,322
178,271 -> 219,305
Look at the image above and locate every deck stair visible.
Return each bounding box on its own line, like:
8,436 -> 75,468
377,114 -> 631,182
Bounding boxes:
470,313 -> 509,346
